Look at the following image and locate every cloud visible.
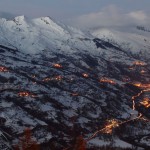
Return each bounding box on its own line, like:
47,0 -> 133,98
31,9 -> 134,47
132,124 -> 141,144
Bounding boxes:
68,5 -> 150,29
128,11 -> 147,21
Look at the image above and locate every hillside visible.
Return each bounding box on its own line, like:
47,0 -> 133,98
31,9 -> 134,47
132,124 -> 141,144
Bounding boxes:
0,16 -> 150,149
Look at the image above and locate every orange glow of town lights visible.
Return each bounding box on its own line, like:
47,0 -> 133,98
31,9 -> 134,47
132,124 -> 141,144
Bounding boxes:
140,98 -> 150,108
18,92 -> 30,97
100,77 -> 116,84
55,75 -> 63,81
18,92 -> 37,98
102,119 -> 119,134
0,66 -> 8,72
133,83 -> 150,89
71,93 -> 79,96
140,70 -> 146,74
42,77 -> 51,82
133,61 -> 146,66
82,73 -> 89,78
128,67 -> 134,70
53,63 -> 63,68
133,83 -> 141,87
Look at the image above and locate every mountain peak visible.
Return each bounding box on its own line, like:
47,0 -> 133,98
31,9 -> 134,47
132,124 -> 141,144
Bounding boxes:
14,15 -> 26,23
41,16 -> 54,21
39,16 -> 57,25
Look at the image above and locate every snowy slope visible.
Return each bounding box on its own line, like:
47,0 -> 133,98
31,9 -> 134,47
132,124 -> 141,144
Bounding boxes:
92,26 -> 150,59
0,16 -> 150,149
0,16 -> 89,55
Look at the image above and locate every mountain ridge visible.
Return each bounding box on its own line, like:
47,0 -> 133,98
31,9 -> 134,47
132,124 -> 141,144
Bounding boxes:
0,16 -> 150,149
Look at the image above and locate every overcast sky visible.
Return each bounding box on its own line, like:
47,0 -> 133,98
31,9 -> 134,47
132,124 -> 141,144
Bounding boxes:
0,0 -> 150,28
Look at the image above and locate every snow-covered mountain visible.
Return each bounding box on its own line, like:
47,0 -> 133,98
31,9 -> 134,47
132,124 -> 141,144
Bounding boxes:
0,16 -> 89,54
91,26 -> 150,60
0,16 -> 150,149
